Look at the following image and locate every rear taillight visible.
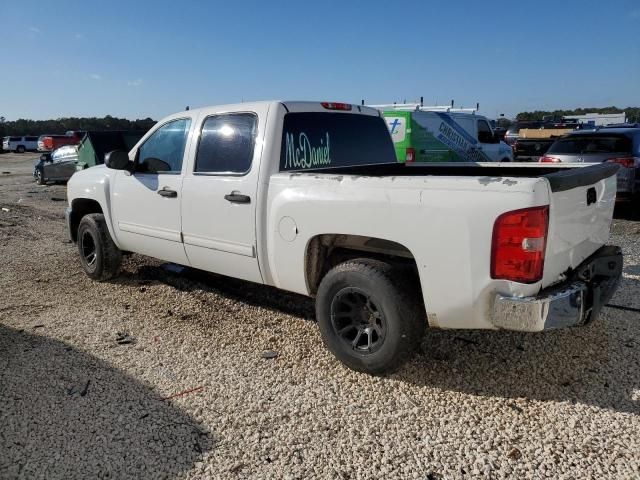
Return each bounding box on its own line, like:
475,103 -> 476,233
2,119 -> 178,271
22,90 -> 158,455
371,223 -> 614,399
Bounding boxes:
539,155 -> 561,163
405,147 -> 416,163
491,206 -> 549,284
321,102 -> 352,111
606,156 -> 636,168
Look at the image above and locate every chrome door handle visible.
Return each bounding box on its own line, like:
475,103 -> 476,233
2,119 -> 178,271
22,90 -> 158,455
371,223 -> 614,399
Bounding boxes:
157,187 -> 177,198
224,192 -> 251,204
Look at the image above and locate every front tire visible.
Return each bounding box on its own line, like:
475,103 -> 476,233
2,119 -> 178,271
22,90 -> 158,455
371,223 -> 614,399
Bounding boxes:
16,145 -> 25,153
316,259 -> 425,374
77,214 -> 122,281
35,168 -> 45,185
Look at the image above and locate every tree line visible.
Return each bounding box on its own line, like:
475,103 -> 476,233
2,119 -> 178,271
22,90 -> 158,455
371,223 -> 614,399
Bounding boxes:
0,115 -> 157,137
1,107 -> 638,138
515,106 -> 640,123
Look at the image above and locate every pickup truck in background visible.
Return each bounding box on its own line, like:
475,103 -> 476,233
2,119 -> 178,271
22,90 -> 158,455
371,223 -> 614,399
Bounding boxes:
38,131 -> 85,152
513,127 -> 573,159
65,101 -> 622,374
509,120 -> 589,159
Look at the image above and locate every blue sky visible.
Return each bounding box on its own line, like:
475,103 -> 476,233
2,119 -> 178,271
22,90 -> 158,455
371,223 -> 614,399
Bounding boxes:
1,0 -> 638,121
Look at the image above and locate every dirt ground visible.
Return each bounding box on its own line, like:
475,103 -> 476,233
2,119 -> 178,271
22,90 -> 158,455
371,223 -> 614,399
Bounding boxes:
0,152 -> 638,479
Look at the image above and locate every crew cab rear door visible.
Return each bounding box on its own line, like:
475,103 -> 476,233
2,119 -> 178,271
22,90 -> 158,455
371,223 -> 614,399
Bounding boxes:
180,104 -> 269,284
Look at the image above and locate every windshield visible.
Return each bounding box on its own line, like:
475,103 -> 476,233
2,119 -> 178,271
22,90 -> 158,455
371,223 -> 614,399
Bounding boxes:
280,113 -> 396,171
547,134 -> 632,155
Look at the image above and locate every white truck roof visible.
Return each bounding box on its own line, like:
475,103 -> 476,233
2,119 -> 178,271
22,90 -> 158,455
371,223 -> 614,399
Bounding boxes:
169,101 -> 380,118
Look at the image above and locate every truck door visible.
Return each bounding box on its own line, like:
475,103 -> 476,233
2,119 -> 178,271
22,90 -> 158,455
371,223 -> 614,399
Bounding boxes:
180,106 -> 267,284
476,118 -> 500,161
111,117 -> 193,265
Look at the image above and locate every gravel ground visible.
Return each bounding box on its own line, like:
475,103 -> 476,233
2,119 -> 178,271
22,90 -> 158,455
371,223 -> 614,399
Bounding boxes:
0,153 -> 639,479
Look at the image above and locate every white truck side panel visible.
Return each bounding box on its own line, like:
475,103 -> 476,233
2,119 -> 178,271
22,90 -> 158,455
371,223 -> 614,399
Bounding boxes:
265,173 -> 550,330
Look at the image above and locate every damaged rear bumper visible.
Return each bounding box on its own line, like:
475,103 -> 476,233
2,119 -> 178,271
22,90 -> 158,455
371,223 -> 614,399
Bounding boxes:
491,246 -> 622,332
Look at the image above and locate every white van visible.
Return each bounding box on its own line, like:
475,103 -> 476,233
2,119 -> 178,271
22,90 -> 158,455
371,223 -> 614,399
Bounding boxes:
373,104 -> 514,163
2,136 -> 39,153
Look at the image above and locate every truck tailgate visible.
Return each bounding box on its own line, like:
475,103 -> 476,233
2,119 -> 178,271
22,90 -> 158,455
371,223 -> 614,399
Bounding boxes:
542,163 -> 619,287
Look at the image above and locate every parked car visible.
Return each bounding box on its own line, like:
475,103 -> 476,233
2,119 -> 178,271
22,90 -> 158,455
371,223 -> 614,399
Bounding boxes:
379,106 -> 513,163
33,130 -> 145,185
65,100 -> 621,374
33,145 -> 79,185
540,127 -> 640,202
38,131 -> 85,152
2,135 -> 39,153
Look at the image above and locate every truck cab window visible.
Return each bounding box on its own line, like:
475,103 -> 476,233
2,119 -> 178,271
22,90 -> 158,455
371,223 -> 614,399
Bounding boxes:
477,120 -> 494,143
137,118 -> 191,173
195,113 -> 257,174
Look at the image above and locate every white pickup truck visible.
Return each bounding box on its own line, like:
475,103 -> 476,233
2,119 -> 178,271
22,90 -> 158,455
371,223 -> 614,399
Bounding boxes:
65,101 -> 623,374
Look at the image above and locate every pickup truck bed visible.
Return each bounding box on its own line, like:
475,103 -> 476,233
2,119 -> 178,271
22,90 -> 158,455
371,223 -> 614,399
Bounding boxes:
295,160 -> 617,181
65,100 -> 622,374
268,161 -> 618,328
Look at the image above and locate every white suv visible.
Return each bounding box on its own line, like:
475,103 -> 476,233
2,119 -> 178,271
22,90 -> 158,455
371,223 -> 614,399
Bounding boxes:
2,136 -> 39,153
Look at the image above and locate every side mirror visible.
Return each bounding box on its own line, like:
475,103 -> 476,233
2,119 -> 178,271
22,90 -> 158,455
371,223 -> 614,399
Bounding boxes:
104,150 -> 130,170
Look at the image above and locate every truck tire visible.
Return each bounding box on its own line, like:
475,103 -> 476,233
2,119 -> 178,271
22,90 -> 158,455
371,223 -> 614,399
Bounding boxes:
77,213 -> 122,281
316,258 -> 425,374
16,145 -> 25,153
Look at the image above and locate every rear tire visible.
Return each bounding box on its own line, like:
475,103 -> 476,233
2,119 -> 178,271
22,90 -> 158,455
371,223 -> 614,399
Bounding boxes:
77,213 -> 122,281
316,258 -> 425,374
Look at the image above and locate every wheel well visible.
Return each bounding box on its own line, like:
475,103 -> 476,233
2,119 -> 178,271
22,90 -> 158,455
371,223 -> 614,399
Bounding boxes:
69,199 -> 103,242
305,234 -> 421,295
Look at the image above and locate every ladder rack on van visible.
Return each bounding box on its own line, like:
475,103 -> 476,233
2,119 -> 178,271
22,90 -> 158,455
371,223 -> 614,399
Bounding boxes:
368,103 -> 479,114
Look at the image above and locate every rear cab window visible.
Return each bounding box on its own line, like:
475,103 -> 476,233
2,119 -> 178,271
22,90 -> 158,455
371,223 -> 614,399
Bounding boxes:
195,113 -> 257,174
547,134 -> 632,155
280,113 -> 396,171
